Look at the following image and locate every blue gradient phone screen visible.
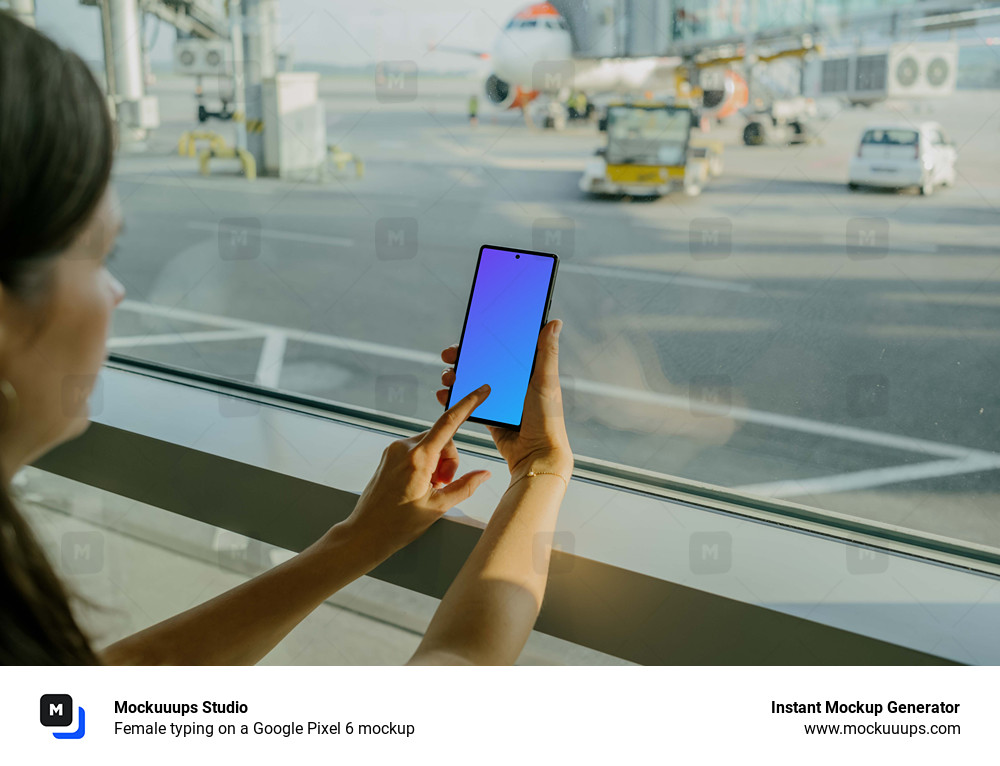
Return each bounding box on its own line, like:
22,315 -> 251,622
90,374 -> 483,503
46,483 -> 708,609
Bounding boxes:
450,248 -> 555,427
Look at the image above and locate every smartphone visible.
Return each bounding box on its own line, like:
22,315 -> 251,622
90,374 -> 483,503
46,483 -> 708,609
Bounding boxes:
446,244 -> 559,430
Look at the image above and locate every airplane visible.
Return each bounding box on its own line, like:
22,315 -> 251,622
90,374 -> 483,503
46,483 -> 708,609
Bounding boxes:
431,2 -> 748,127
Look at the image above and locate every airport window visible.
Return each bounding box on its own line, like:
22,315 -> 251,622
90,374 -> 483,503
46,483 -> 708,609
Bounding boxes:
27,1 -> 1000,568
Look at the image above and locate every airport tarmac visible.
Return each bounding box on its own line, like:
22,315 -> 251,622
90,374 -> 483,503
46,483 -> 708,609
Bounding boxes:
105,74 -> 1000,551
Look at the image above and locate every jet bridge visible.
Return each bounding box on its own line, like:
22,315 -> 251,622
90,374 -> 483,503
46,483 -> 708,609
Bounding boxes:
551,0 -> 1000,61
550,0 -> 998,147
77,0 -> 306,177
78,0 -> 231,144
549,0 -> 820,60
550,0 -> 675,59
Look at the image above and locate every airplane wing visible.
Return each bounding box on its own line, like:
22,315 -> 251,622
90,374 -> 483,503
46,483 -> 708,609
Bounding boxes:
427,43 -> 490,59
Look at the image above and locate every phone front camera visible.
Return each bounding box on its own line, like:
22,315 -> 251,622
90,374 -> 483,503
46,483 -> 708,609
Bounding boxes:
515,254 -> 520,259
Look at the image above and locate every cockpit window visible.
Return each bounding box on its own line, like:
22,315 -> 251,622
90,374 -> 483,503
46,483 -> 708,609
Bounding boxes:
508,16 -> 561,30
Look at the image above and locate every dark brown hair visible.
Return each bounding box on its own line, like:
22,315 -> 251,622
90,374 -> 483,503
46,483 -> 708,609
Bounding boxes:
0,11 -> 115,664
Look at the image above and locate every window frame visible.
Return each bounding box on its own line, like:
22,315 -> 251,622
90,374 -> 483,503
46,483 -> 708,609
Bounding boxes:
31,357 -> 1000,664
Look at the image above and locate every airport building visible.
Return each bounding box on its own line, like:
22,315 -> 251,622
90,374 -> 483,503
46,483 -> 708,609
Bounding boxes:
1,0 -> 999,667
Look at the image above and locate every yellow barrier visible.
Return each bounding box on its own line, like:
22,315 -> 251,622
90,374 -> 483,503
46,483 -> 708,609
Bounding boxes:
689,138 -> 724,154
328,144 -> 364,179
178,131 -> 229,158
198,146 -> 257,181
689,138 -> 724,177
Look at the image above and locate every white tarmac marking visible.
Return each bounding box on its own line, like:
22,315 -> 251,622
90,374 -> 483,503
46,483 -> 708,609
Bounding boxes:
191,220 -> 754,294
119,173 -> 294,195
561,263 -> 755,294
487,156 -> 588,171
446,168 -> 484,187
114,299 -> 1000,495
117,300 -> 440,365
569,379 -> 995,461
256,331 -> 287,389
735,454 -> 1000,499
185,221 -> 354,247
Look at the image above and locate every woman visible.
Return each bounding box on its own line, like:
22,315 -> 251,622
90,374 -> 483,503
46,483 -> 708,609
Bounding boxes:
0,13 -> 573,666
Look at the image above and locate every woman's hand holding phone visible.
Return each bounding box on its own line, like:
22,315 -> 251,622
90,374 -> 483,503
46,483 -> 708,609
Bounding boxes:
438,319 -> 573,484
343,317 -> 571,565
340,385 -> 494,558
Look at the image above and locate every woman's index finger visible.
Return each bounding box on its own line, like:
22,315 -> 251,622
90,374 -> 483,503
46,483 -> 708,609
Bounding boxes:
419,383 -> 489,453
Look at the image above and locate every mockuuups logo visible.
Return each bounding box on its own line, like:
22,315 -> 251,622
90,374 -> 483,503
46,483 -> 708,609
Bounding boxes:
40,694 -> 86,739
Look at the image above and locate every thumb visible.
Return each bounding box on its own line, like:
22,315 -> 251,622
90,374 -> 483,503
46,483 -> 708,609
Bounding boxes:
430,469 -> 491,509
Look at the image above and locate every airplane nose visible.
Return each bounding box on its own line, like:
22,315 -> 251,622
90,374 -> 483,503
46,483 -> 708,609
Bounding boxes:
493,34 -> 527,83
493,31 -> 574,89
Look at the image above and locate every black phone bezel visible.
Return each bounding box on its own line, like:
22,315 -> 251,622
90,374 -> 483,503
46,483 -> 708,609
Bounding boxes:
445,243 -> 560,432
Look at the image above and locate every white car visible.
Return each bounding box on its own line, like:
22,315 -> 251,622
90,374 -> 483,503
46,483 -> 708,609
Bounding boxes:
848,122 -> 957,195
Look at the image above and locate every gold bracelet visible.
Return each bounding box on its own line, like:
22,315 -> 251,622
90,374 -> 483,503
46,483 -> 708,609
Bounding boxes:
506,470 -> 570,493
